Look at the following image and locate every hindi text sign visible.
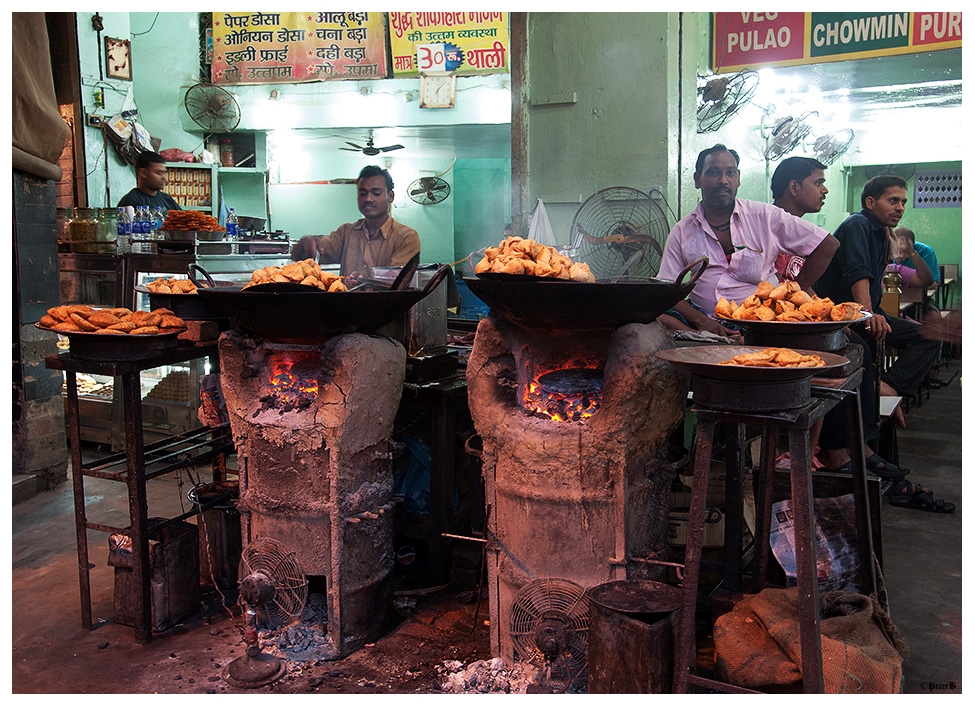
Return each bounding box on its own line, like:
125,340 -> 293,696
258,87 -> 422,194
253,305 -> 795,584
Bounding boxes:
212,11 -> 387,84
389,12 -> 508,77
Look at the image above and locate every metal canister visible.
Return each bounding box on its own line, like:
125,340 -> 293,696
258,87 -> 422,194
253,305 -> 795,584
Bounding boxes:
587,579 -> 683,693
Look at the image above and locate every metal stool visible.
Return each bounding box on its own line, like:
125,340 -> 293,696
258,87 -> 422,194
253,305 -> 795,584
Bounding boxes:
672,371 -> 878,694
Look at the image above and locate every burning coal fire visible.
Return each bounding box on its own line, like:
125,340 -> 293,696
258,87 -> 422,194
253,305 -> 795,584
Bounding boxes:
523,367 -> 603,422
258,349 -> 319,414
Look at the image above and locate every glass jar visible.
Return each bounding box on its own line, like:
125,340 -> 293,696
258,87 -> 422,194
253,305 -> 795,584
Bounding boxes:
67,207 -> 98,253
220,139 -> 235,167
95,208 -> 118,253
56,207 -> 72,252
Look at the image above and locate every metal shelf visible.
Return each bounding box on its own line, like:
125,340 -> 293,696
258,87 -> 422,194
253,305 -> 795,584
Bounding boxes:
45,342 -> 232,644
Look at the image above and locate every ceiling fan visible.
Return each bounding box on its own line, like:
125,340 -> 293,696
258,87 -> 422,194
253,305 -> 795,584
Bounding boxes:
340,136 -> 405,156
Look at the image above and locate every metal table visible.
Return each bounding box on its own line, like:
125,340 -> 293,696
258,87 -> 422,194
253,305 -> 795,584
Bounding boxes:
672,369 -> 878,694
45,342 -> 235,644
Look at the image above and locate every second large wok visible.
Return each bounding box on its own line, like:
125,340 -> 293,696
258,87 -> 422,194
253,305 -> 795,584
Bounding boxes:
463,255 -> 707,331
193,264 -> 450,343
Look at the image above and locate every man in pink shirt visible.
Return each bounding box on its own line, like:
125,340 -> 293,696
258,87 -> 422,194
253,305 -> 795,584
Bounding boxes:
658,144 -> 838,334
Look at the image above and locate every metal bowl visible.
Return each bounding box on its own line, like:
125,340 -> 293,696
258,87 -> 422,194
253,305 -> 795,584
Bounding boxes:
236,216 -> 266,231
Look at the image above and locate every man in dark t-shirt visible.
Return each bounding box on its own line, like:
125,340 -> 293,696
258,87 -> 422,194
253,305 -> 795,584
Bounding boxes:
117,151 -> 181,212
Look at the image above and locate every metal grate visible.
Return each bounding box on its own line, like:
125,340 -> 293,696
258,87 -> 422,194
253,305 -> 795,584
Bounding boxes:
913,169 -> 962,209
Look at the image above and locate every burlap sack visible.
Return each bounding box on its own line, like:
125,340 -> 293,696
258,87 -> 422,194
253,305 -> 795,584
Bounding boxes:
712,587 -> 908,693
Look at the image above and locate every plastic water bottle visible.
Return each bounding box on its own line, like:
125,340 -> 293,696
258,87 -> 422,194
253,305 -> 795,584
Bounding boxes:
135,207 -> 151,252
116,207 -> 132,253
226,208 -> 239,238
150,206 -> 164,236
133,206 -> 145,236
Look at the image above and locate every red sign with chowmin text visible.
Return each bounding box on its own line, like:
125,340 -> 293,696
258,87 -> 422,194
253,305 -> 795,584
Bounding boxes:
713,12 -> 962,73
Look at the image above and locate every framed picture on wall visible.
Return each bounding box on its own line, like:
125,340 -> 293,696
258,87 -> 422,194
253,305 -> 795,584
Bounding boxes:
105,37 -> 132,80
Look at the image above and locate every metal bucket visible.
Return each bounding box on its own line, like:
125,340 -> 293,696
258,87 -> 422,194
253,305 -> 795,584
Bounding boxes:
587,579 -> 683,694
188,482 -> 242,590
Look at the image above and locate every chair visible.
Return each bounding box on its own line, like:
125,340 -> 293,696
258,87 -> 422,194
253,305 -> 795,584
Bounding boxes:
940,264 -> 958,310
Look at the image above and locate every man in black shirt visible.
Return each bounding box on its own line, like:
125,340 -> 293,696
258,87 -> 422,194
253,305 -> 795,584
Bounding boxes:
117,151 -> 181,212
816,175 -> 940,398
817,175 -> 952,513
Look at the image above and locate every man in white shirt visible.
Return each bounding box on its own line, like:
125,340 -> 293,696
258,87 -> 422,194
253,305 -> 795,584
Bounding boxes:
658,144 -> 838,334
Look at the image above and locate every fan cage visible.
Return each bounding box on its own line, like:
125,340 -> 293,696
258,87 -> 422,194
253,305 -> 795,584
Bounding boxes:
184,83 -> 241,133
571,187 -> 669,280
696,70 -> 759,134
408,177 -> 451,205
508,578 -> 590,675
239,537 -> 308,627
765,112 -> 817,161
812,129 -> 855,166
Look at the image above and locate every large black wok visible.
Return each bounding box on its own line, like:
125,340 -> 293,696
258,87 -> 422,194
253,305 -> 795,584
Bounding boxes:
463,255 -> 707,331
191,262 -> 449,344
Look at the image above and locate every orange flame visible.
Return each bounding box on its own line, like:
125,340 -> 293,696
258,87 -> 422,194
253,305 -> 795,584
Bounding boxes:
267,351 -> 318,405
522,369 -> 602,422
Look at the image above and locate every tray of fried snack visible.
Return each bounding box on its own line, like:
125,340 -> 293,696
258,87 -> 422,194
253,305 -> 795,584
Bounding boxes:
656,345 -> 849,382
36,305 -> 187,360
241,258 -> 349,292
713,279 -> 871,333
473,236 -> 596,282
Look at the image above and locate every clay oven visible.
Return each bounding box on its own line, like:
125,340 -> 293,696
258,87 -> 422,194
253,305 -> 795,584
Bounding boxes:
219,328 -> 406,658
466,314 -> 688,672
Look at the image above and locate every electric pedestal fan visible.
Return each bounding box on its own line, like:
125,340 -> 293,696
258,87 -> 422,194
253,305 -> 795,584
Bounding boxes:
570,187 -> 672,280
223,537 -> 308,689
507,578 -> 590,692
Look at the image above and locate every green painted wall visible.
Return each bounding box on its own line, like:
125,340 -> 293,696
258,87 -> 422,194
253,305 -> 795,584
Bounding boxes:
452,159 -> 512,276
524,12 -> 690,244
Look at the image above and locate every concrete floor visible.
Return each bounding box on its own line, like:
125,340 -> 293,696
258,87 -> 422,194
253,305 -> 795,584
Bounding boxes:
873,362 -> 963,694
11,362 -> 962,694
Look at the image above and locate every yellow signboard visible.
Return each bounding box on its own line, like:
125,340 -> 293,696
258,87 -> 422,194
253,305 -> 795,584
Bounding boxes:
388,11 -> 509,76
212,11 -> 387,84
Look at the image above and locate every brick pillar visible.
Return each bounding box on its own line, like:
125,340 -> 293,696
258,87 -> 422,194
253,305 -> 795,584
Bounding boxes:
12,170 -> 68,501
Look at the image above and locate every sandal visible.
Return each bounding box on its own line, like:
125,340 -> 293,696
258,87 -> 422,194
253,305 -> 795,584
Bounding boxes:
825,460 -> 853,475
889,483 -> 955,513
866,453 -> 909,480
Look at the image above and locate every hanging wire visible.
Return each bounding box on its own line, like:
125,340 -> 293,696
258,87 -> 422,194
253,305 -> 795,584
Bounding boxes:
131,13 -> 160,36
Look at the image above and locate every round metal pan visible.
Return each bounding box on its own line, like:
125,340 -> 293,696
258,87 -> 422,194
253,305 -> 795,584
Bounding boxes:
35,323 -> 180,361
135,281 -> 238,321
715,311 -> 872,352
158,230 -> 226,242
463,255 -> 707,331
655,345 -> 849,383
192,264 -> 451,344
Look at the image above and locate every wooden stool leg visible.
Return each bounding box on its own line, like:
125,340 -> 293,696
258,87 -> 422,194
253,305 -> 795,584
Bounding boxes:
751,426 -> 778,592
673,419 -> 716,693
845,389 -> 878,595
722,424 -> 747,591
788,428 -> 824,693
